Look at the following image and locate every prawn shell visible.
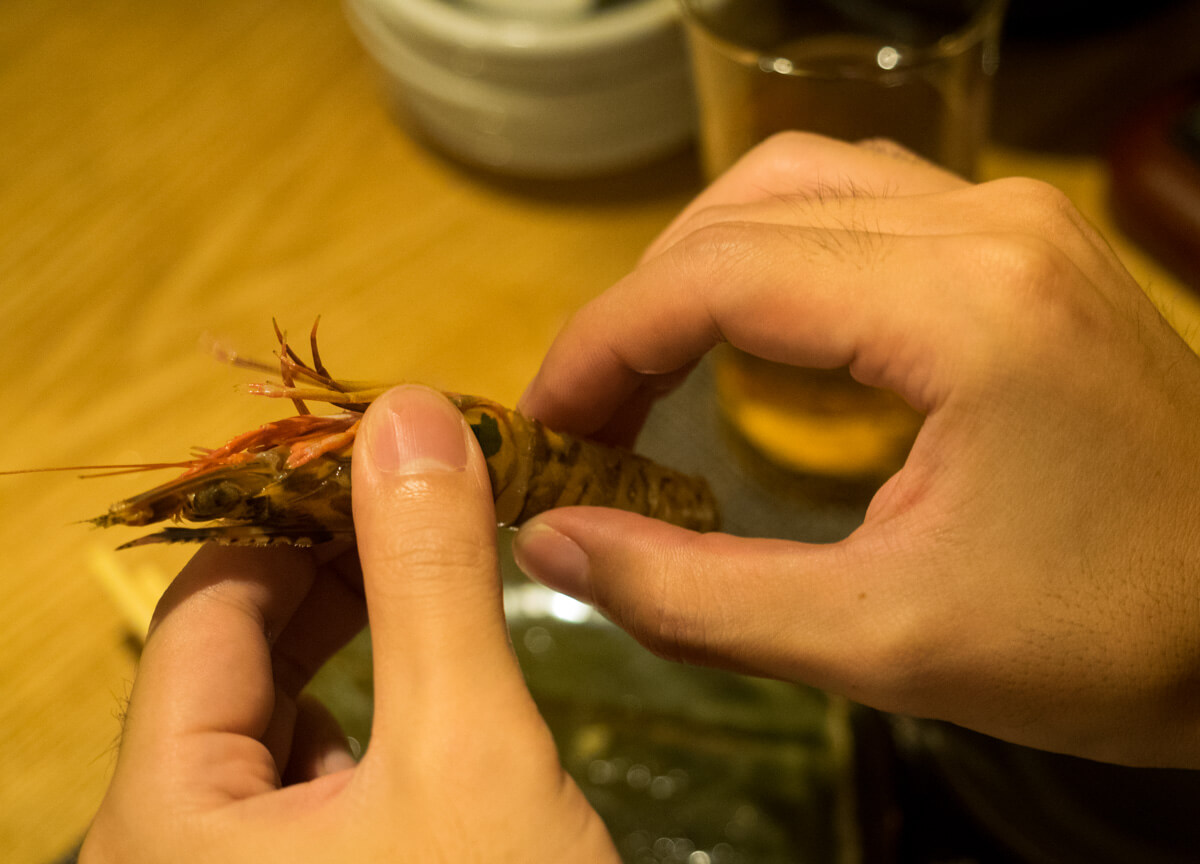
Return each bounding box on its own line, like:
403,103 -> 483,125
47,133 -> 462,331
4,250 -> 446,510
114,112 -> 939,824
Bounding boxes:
460,397 -> 719,533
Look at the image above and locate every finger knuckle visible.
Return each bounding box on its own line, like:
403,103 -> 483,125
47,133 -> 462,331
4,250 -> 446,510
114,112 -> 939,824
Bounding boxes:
668,202 -> 746,249
670,220 -> 768,287
734,131 -> 859,185
968,232 -> 1102,347
380,532 -> 493,576
751,130 -> 828,163
851,603 -> 947,713
984,232 -> 1071,294
855,137 -> 920,163
617,542 -> 725,667
984,176 -> 1077,223
627,573 -> 709,665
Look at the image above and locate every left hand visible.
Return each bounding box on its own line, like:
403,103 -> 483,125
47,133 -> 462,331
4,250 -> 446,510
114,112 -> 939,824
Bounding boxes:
79,386 -> 619,863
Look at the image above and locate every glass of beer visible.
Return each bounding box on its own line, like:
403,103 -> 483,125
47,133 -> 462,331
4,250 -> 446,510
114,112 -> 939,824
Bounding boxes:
680,0 -> 1006,479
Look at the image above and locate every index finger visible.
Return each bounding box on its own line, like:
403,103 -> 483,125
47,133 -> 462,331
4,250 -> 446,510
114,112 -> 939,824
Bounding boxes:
641,133 -> 967,262
519,134 -> 968,435
519,223 -> 978,437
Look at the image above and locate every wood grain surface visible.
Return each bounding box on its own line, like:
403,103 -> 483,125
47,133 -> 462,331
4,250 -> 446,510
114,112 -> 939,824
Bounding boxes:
1,2 -> 1196,863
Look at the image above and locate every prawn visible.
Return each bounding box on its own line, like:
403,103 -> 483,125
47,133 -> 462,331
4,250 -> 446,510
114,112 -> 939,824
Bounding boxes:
89,321 -> 719,548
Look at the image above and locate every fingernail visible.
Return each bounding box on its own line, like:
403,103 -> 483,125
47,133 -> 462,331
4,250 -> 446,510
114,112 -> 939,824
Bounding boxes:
321,745 -> 358,775
366,386 -> 468,475
512,522 -> 590,600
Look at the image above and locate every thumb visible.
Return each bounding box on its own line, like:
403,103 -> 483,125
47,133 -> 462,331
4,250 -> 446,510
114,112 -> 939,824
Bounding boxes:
351,385 -> 527,742
512,507 -> 889,696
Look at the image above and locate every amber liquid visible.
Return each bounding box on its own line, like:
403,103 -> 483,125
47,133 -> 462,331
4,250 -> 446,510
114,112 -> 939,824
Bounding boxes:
686,11 -> 998,476
690,31 -> 992,178
715,348 -> 923,478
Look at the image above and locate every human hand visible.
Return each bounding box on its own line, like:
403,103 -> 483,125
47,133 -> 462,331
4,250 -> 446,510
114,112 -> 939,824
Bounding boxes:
80,386 -> 618,863
514,133 -> 1200,768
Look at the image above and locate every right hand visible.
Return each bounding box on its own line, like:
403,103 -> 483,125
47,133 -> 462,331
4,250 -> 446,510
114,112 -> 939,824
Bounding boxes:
514,133 -> 1200,769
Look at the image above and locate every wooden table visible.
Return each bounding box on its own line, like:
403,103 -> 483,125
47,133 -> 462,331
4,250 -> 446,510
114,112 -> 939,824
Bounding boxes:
2,3 -> 1197,862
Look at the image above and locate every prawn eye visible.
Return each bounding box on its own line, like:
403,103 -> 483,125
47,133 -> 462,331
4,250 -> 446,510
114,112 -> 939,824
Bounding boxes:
187,481 -> 245,518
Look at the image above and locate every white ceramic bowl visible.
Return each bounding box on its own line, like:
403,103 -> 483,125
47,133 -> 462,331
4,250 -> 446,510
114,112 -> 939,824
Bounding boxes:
345,0 -> 695,177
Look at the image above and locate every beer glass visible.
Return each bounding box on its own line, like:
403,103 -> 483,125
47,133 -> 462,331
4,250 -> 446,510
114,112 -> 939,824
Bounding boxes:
681,0 -> 1006,477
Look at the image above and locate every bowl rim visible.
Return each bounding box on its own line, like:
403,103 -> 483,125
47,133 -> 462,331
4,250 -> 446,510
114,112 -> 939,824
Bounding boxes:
355,0 -> 681,60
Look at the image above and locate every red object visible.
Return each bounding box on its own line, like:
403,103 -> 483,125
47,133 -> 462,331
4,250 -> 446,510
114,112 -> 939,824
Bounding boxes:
1109,81 -> 1200,293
